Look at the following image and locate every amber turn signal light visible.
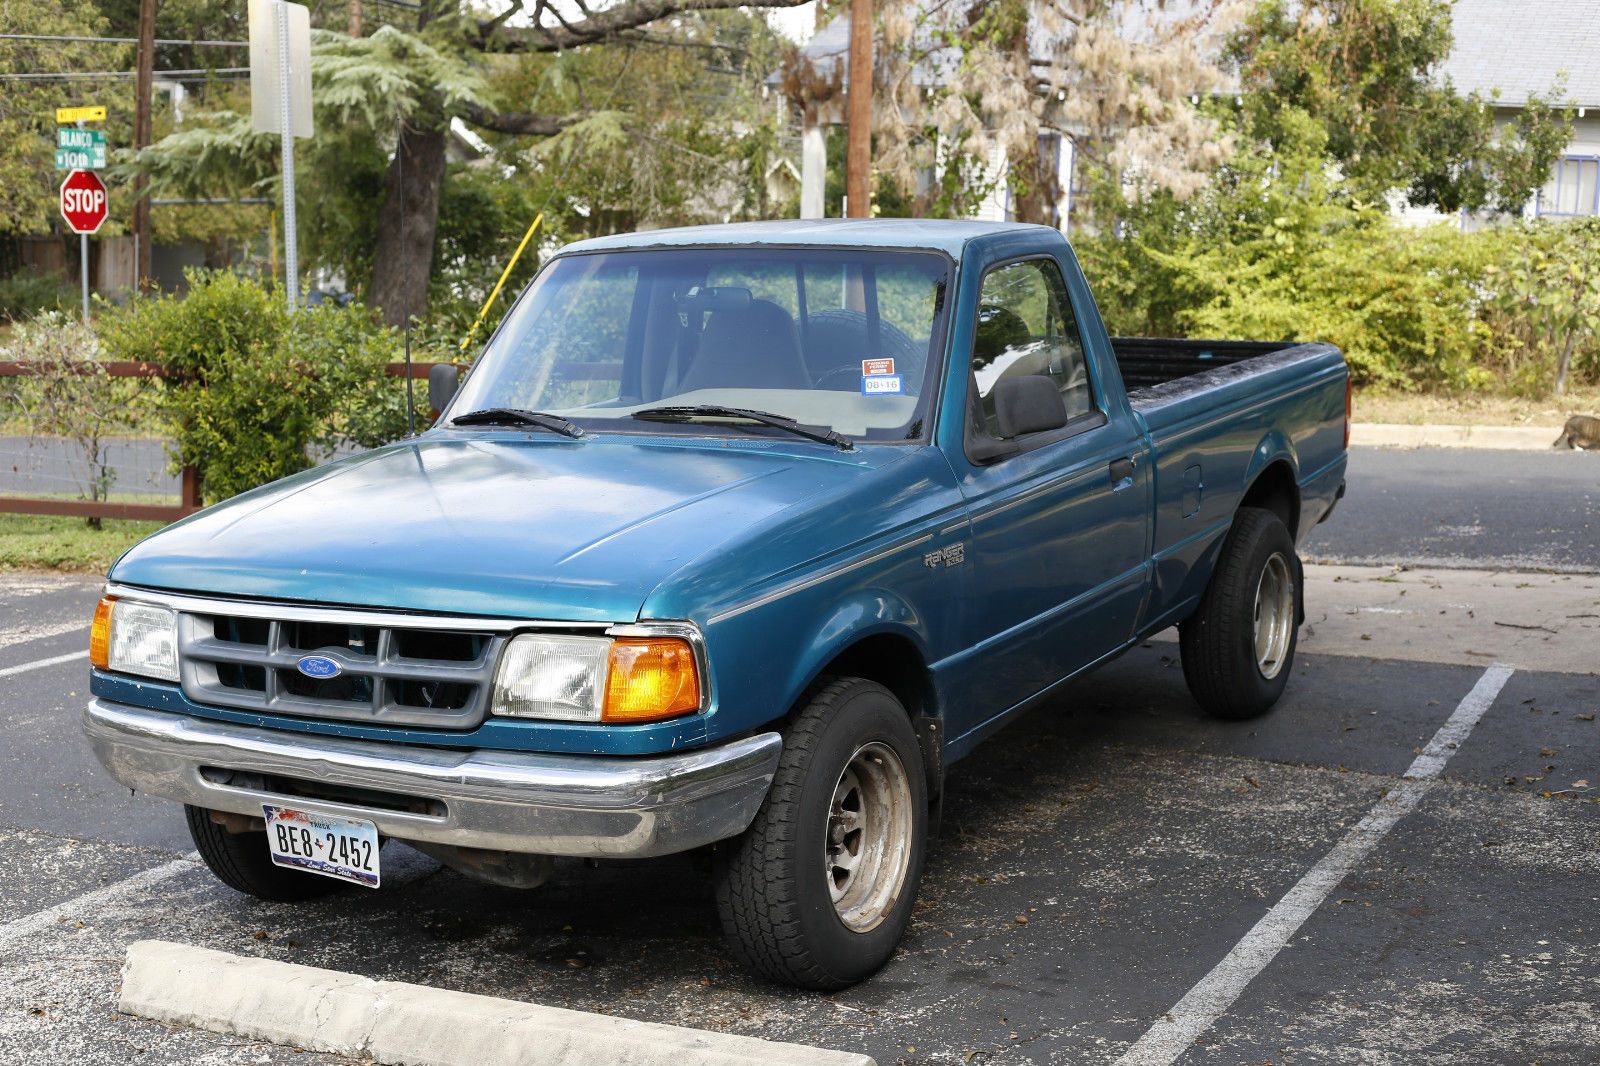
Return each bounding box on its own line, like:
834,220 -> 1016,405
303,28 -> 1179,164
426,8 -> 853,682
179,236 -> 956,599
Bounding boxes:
601,637 -> 701,723
89,596 -> 115,670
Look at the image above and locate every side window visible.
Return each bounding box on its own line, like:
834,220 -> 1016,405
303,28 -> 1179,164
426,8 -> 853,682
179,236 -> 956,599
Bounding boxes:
970,259 -> 1094,439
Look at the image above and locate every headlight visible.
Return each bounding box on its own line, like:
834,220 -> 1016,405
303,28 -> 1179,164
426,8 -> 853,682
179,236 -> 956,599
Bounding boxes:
491,632 -> 701,724
89,597 -> 179,682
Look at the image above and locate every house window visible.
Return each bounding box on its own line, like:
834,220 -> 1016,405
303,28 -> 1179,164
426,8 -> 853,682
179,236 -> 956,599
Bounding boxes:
1537,156 -> 1600,217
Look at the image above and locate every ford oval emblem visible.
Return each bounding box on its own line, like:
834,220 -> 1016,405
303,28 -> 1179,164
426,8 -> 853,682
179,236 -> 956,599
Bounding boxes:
296,654 -> 342,679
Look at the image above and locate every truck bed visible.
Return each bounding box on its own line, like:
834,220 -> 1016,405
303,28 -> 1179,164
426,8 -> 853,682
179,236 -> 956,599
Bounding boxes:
1110,337 -> 1297,394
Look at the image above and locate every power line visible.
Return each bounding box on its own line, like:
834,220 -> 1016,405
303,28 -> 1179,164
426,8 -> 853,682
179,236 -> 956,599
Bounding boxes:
0,33 -> 247,47
0,67 -> 249,81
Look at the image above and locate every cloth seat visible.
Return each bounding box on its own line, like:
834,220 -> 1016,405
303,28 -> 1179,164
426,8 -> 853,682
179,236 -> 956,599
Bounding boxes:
678,300 -> 810,392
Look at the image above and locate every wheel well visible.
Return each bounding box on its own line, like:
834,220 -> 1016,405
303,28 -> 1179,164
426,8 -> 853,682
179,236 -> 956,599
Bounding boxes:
812,633 -> 936,722
807,632 -> 944,803
1240,460 -> 1300,539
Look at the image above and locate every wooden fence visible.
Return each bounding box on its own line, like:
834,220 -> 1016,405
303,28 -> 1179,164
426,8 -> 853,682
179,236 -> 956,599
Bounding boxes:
0,360 -> 451,523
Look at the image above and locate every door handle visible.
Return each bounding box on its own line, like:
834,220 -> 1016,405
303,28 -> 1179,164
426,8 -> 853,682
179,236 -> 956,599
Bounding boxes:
1109,456 -> 1137,485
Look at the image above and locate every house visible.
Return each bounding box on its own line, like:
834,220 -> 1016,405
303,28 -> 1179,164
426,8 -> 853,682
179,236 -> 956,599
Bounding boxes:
1438,0 -> 1600,221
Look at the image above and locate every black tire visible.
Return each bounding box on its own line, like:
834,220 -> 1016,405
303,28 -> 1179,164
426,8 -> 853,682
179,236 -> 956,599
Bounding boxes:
1179,506 -> 1301,720
185,805 -> 346,902
715,678 -> 928,990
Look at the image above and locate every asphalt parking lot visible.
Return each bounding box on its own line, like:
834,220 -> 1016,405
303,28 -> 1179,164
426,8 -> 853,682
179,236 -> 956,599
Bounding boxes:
1,447 -> 1597,1065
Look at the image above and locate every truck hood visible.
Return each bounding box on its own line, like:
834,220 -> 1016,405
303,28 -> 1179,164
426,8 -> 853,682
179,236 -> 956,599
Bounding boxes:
110,434 -> 897,622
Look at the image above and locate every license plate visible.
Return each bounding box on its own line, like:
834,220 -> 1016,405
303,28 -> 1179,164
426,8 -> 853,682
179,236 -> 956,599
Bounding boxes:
262,805 -> 380,888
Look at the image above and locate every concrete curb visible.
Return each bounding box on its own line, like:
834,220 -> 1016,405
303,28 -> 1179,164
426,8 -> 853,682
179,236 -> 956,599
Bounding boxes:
1351,423 -> 1563,451
120,940 -> 876,1066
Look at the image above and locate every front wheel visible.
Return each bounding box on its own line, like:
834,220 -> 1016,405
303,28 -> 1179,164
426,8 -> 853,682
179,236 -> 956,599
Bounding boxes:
715,678 -> 928,990
185,805 -> 346,902
1179,506 -> 1302,719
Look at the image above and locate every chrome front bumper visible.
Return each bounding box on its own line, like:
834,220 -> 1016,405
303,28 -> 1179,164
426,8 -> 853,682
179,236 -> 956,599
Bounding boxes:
83,699 -> 783,858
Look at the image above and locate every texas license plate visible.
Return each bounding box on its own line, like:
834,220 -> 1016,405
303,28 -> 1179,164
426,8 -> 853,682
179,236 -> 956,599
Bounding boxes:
262,805 -> 380,888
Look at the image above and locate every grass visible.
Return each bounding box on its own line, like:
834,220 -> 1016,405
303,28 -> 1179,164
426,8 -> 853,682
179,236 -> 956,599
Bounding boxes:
0,513 -> 164,573
1355,385 -> 1600,428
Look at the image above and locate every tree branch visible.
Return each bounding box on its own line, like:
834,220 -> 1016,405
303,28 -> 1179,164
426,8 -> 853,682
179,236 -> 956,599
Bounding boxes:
459,102 -> 580,137
482,0 -> 526,34
473,0 -> 809,53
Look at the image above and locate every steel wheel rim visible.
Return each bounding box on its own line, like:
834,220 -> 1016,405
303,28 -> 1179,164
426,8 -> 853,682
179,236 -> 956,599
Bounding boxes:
1253,552 -> 1294,680
825,740 -> 914,933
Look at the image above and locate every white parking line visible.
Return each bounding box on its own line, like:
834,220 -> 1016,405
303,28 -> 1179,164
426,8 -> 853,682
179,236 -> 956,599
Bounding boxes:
1114,663 -> 1515,1066
0,619 -> 87,651
0,649 -> 88,677
0,853 -> 198,954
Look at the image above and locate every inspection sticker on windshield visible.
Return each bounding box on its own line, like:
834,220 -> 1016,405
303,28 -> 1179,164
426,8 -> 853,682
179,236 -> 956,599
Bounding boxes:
862,358 -> 896,377
263,804 -> 380,888
862,374 -> 903,395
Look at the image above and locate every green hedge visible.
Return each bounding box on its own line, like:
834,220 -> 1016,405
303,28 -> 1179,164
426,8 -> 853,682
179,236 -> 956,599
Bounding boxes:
1076,210 -> 1600,396
98,272 -> 429,503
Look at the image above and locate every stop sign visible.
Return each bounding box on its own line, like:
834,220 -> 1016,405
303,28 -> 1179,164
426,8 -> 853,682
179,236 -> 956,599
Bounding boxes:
59,169 -> 108,235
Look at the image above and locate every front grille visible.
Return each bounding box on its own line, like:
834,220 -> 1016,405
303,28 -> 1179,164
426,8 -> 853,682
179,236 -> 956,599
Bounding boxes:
178,610 -> 507,730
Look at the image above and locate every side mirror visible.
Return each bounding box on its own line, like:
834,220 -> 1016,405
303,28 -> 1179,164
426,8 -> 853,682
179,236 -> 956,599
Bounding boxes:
993,374 -> 1068,438
968,435 -> 1021,464
428,363 -> 460,419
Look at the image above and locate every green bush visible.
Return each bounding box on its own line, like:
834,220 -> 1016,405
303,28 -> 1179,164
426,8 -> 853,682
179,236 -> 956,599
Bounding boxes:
0,270 -> 77,321
98,271 -> 428,503
0,313 -> 157,524
1075,150 -> 1600,395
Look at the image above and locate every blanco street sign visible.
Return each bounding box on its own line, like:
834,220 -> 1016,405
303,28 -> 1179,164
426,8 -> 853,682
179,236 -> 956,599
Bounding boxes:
58,128 -> 106,150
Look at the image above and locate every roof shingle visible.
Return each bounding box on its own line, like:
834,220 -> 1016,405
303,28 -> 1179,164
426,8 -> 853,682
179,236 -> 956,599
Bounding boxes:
1442,0 -> 1600,108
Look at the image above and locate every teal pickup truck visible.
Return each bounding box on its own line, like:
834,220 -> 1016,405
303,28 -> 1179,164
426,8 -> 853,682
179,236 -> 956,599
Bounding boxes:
84,220 -> 1348,989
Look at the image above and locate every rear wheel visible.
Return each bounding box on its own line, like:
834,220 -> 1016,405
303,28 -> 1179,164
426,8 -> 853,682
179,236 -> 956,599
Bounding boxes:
1179,507 -> 1301,720
185,805 -> 345,902
715,677 -> 927,989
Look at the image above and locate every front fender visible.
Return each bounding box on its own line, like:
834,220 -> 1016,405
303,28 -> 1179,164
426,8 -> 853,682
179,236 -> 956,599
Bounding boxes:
699,571 -> 948,745
783,590 -> 935,712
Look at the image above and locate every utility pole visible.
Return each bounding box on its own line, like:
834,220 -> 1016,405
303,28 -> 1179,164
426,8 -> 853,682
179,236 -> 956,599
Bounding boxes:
132,0 -> 156,289
846,0 -> 872,218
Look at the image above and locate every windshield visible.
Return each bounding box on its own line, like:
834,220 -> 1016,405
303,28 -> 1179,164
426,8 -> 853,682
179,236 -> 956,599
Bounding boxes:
447,247 -> 952,443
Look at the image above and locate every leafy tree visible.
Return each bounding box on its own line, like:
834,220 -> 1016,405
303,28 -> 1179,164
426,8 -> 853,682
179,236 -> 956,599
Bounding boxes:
1484,220 -> 1600,395
861,0 -> 1239,224
0,0 -> 118,236
1228,0 -> 1571,214
134,0 -> 803,328
0,312 -> 156,524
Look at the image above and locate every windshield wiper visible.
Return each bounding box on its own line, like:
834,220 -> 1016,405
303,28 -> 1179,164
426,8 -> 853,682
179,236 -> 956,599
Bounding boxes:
631,405 -> 854,450
449,408 -> 585,439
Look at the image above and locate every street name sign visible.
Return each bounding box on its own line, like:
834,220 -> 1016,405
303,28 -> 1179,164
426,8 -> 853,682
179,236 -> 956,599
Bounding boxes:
59,169 -> 109,234
56,105 -> 106,124
55,146 -> 107,170
58,128 -> 106,149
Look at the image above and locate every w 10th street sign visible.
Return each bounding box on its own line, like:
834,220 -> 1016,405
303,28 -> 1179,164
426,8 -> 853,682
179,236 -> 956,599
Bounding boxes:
57,128 -> 107,169
60,169 -> 108,234
55,146 -> 107,170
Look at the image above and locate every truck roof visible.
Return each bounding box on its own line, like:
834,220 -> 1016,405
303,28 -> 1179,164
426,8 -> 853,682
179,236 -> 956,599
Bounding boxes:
558,218 -> 1063,259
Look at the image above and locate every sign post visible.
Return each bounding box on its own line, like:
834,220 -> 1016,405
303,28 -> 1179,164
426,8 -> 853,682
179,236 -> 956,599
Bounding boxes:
59,169 -> 108,324
249,0 -> 313,312
53,107 -> 108,322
